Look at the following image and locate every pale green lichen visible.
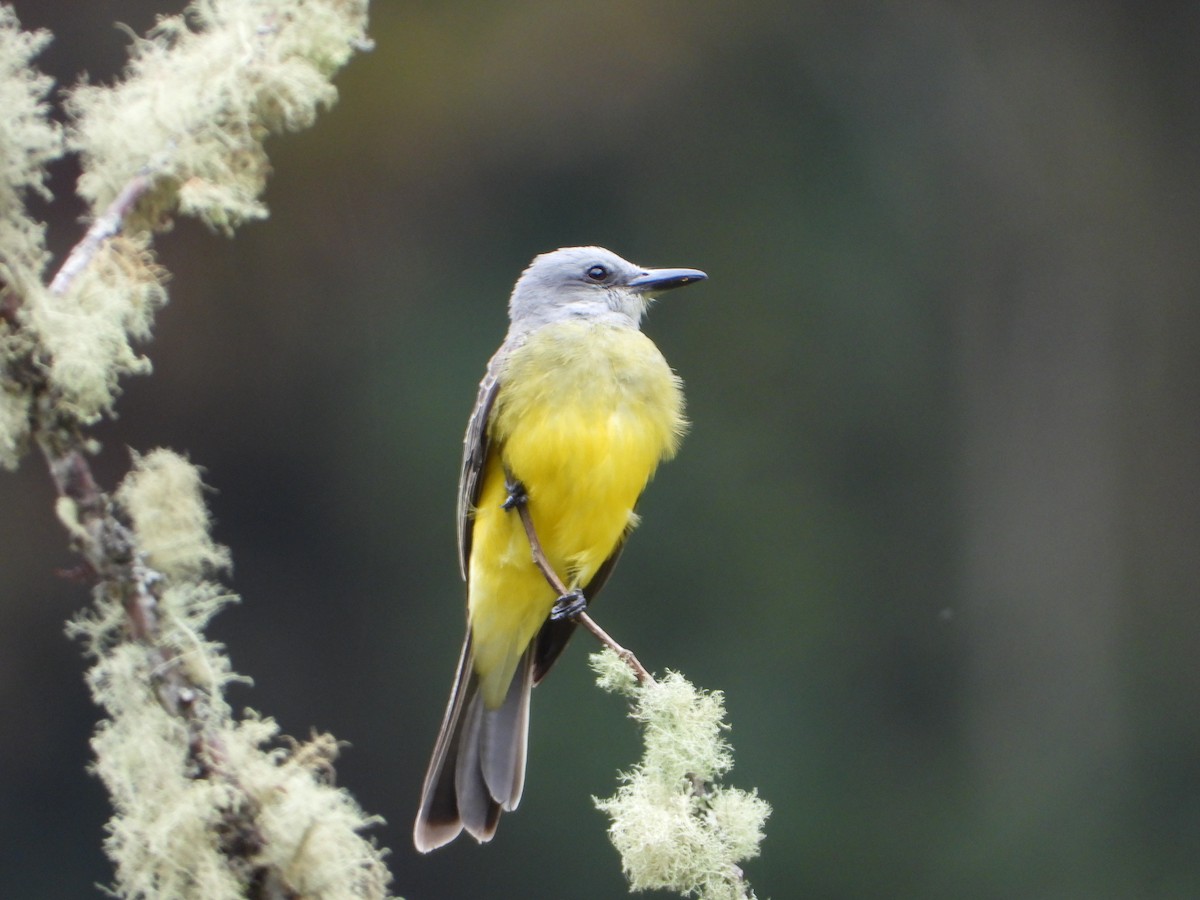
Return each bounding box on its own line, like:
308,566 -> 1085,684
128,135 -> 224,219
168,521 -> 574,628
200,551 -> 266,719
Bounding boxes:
3,3 -> 389,894
87,639 -> 244,899
86,634 -> 391,899
67,0 -> 371,234
591,650 -> 771,900
69,450 -> 393,898
116,449 -> 232,579
89,660 -> 391,899
0,4 -> 63,467
0,380 -> 31,468
0,5 -> 60,277
228,726 -> 392,899
20,235 -> 167,422
70,540 -> 392,898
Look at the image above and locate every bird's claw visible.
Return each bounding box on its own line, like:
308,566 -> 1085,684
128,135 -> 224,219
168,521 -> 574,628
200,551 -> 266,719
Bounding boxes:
550,589 -> 587,621
502,478 -> 528,511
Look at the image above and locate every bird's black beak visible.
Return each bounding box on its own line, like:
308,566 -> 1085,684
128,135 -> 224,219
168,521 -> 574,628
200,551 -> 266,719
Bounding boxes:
627,267 -> 707,293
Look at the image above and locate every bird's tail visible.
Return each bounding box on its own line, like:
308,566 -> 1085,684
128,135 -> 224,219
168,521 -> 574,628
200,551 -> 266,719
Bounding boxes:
413,632 -> 533,852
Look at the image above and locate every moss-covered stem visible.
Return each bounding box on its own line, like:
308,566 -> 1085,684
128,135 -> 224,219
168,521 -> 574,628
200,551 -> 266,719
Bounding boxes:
31,346 -> 276,876
27,186 -> 333,893
0,3 -> 389,894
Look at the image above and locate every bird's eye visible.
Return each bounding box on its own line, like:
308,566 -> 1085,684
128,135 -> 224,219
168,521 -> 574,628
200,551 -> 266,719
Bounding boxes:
585,264 -> 610,282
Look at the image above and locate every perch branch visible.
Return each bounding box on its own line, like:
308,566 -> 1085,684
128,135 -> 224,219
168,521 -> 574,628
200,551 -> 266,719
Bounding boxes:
508,495 -> 655,685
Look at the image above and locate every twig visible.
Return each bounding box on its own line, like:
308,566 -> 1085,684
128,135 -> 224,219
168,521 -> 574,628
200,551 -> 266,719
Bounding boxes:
34,421 -> 210,729
574,609 -> 654,686
510,499 -> 655,685
48,171 -> 153,297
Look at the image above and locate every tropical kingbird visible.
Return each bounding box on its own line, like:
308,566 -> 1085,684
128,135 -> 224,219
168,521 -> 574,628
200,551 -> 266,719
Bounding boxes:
413,246 -> 706,852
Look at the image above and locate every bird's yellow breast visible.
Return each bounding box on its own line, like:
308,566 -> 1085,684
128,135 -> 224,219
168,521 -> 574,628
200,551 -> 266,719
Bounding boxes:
467,320 -> 685,705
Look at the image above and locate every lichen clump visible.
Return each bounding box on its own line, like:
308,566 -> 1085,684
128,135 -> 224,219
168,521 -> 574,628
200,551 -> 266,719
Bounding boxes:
591,650 -> 771,900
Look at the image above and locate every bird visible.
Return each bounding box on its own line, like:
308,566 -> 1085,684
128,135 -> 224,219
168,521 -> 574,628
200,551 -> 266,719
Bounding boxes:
413,246 -> 706,852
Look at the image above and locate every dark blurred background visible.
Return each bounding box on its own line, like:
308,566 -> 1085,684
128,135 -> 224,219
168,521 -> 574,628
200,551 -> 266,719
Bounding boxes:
2,1 -> 1198,897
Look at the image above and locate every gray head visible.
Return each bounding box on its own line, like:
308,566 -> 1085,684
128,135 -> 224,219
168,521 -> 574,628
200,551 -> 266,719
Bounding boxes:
506,246 -> 706,334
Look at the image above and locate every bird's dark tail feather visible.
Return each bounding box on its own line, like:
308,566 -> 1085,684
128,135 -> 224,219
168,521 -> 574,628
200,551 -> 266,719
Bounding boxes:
413,634 -> 533,852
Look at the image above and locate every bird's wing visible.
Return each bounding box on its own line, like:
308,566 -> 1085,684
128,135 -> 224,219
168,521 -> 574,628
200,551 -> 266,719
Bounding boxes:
457,348 -> 506,579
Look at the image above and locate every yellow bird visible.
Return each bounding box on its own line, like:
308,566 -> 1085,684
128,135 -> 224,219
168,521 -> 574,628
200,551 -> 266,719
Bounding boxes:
413,246 -> 706,852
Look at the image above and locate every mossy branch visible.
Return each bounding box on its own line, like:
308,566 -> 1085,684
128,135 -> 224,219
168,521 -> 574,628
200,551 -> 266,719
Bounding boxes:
0,3 -> 392,898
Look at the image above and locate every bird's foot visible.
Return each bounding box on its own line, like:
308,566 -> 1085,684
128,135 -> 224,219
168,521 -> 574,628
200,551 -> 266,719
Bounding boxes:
550,589 -> 588,621
502,478 -> 528,511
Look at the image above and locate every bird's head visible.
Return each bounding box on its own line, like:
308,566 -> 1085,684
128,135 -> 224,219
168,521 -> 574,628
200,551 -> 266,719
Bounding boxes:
507,246 -> 706,332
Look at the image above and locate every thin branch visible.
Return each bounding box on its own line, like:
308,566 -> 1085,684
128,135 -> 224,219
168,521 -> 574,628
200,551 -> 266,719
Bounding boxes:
575,608 -> 654,686
35,425 -> 210,727
48,171 -> 153,297
510,498 -> 655,685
